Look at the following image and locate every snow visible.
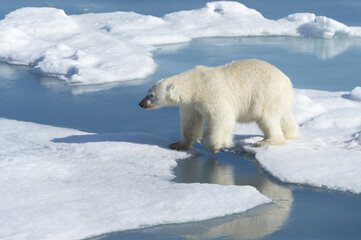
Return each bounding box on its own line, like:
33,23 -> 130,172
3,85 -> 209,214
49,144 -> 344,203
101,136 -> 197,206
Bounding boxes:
0,118 -> 270,240
234,87 -> 361,194
349,86 -> 361,101
0,1 -> 360,85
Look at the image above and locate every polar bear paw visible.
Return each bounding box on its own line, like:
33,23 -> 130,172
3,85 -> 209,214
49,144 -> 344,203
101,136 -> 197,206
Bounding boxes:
169,141 -> 192,151
256,138 -> 286,147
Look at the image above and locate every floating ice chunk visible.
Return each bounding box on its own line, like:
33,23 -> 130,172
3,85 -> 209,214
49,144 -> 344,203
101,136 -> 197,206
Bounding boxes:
234,89 -> 361,193
0,118 -> 270,240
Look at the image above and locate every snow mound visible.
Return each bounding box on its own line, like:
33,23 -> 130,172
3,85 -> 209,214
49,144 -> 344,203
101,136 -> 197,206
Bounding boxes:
234,88 -> 361,194
349,86 -> 361,101
0,118 -> 270,240
0,1 -> 360,85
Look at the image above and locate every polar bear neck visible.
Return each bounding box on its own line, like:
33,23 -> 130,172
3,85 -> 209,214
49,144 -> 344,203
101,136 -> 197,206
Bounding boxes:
164,69 -> 201,105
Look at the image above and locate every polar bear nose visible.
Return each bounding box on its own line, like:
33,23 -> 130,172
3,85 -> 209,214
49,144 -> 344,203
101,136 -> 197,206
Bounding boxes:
139,99 -> 146,108
139,98 -> 153,109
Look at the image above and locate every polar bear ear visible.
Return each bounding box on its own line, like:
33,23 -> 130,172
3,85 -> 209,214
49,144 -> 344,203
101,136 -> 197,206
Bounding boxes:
166,84 -> 181,103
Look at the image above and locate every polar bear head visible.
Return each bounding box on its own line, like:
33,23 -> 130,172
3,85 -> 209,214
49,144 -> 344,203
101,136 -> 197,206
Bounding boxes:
139,79 -> 183,110
139,68 -> 200,110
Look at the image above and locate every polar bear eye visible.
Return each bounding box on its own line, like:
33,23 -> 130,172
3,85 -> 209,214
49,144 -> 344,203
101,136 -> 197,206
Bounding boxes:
149,94 -> 154,98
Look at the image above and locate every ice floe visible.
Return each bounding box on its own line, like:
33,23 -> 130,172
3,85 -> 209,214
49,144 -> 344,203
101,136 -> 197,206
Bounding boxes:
234,87 -> 361,194
0,1 -> 360,85
0,118 -> 270,240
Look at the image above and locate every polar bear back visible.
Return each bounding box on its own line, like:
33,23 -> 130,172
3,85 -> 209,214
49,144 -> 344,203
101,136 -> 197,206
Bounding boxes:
186,59 -> 294,123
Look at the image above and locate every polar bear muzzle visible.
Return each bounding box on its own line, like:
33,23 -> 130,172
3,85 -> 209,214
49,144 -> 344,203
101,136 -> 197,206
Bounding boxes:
139,96 -> 154,110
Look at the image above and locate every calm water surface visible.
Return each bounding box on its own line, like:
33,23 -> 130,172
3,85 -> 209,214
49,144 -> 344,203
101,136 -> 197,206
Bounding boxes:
1,1 -> 361,240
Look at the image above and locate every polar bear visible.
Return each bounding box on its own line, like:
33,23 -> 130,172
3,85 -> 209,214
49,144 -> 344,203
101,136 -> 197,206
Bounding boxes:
139,59 -> 299,153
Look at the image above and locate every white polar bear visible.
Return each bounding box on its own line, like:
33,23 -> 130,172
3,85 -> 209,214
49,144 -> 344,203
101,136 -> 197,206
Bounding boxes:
139,59 -> 299,153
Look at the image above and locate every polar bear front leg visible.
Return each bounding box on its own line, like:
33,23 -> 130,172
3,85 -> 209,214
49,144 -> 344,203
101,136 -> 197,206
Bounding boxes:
202,114 -> 235,153
169,106 -> 204,150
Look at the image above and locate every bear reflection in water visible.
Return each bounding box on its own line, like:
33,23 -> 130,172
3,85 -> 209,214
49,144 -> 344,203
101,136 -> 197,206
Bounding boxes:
173,156 -> 293,240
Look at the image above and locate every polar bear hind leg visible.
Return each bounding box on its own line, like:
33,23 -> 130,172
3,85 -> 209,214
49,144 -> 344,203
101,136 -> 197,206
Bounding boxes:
281,110 -> 299,140
256,115 -> 286,146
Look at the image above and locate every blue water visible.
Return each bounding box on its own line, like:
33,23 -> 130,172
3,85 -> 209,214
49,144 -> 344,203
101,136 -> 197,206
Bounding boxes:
1,1 -> 361,240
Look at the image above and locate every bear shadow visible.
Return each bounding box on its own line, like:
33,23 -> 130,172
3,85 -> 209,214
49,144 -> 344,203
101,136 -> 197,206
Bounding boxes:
52,132 -> 175,150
